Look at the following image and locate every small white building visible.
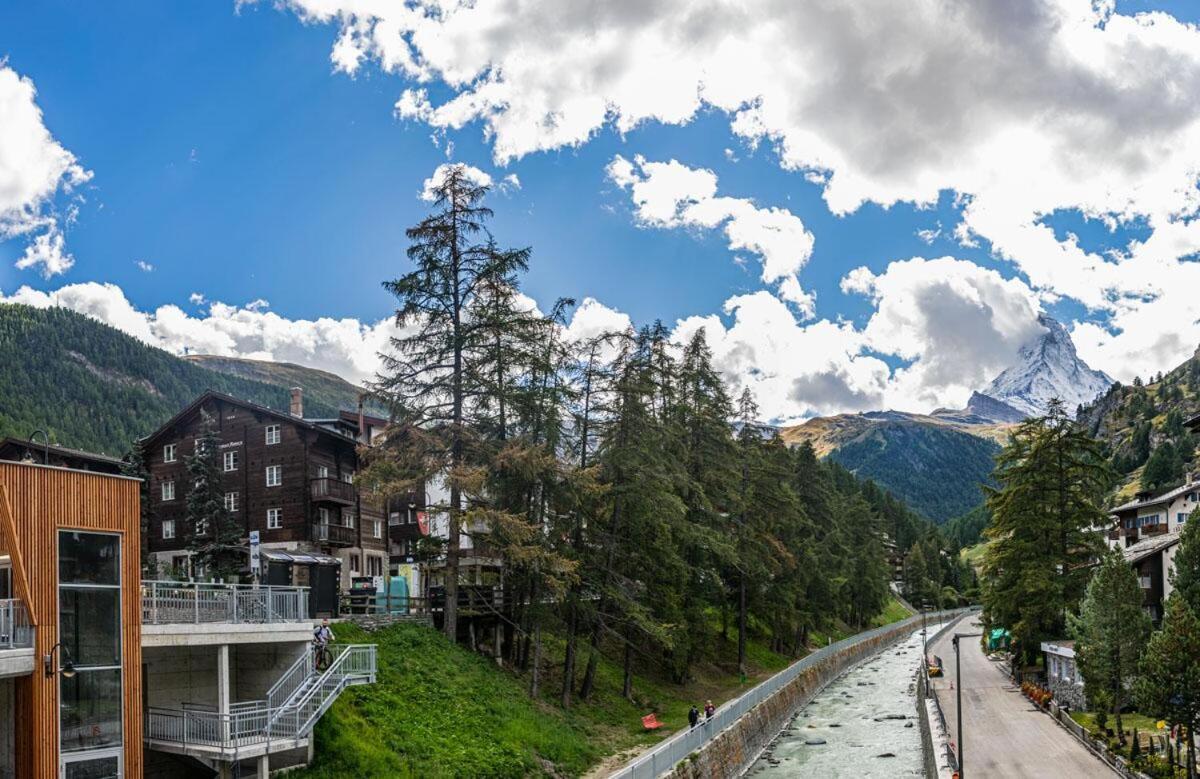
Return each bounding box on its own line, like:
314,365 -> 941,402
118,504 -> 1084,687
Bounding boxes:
1041,640 -> 1086,711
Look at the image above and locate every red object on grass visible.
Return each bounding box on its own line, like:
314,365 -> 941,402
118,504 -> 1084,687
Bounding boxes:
642,713 -> 663,730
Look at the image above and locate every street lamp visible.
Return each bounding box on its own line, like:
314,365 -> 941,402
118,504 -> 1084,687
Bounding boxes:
44,642 -> 76,679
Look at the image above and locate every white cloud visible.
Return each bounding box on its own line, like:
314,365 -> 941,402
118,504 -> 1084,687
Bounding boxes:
2,282 -> 398,386
135,259 -> 154,273
267,0 -> 1200,388
607,154 -> 815,316
0,65 -> 91,277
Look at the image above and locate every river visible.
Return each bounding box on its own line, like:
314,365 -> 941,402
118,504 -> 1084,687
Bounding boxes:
745,623 -> 941,778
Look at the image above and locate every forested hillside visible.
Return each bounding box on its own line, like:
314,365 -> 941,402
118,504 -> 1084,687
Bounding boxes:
1077,346 -> 1200,502
185,354 -> 389,417
818,417 -> 1000,523
0,304 -> 339,455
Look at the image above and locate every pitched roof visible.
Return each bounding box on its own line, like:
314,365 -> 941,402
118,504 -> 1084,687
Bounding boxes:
0,437 -> 126,472
1121,532 -> 1182,565
140,390 -> 359,448
1110,481 -> 1196,514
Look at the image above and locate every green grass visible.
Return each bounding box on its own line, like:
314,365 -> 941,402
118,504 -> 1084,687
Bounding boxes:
960,541 -> 992,572
1070,710 -> 1166,735
871,597 -> 915,627
294,597 -> 915,778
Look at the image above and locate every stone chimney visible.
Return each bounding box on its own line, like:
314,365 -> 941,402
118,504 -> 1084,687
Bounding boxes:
290,387 -> 303,418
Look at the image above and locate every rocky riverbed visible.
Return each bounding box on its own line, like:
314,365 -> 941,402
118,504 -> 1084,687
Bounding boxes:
746,624 -> 940,778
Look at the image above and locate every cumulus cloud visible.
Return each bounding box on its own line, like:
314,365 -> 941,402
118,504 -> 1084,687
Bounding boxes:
607,154 -> 816,316
266,0 -> 1200,387
1,282 -> 399,385
135,259 -> 154,273
0,65 -> 91,276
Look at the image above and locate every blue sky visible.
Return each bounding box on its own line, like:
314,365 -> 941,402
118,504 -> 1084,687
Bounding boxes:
3,1 -> 1200,422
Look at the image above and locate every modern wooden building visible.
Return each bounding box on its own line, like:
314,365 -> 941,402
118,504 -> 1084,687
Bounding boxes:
0,459 -> 143,779
140,390 -> 388,615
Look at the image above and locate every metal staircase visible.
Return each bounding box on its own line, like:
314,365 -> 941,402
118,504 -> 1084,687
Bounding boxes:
144,644 -> 377,762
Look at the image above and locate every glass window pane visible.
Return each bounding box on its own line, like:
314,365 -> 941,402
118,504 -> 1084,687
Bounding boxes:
64,755 -> 120,779
59,533 -> 119,585
60,589 -> 120,667
60,669 -> 122,752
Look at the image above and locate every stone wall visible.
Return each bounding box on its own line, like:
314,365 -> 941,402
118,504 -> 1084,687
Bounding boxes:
1048,678 -> 1086,711
664,610 -> 971,779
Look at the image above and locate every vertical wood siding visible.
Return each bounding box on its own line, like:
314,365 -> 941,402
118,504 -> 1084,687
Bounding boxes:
0,462 -> 143,779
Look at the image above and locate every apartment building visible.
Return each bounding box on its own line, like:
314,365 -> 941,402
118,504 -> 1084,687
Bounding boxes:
141,390 -> 389,615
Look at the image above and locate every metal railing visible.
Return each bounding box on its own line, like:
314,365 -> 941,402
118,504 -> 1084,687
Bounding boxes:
612,608 -> 975,779
144,644 -> 376,759
141,581 -> 309,625
0,599 -> 33,650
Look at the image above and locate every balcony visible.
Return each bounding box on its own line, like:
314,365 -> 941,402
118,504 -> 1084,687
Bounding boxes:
0,599 -> 34,678
312,521 -> 356,547
311,477 -> 355,506
1107,529 -> 1121,541
1121,526 -> 1139,538
141,581 -> 309,625
1143,523 -> 1168,536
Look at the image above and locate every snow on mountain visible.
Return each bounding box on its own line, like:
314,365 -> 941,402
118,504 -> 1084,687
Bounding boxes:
981,314 -> 1113,418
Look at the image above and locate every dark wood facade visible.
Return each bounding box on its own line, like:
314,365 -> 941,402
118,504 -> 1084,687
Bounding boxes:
141,391 -> 387,578
0,461 -> 143,779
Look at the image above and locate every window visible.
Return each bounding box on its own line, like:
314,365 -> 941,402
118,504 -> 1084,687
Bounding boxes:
1182,512 -> 1190,524
351,554 -> 361,572
317,465 -> 329,479
223,450 -> 239,472
163,443 -> 177,463
224,492 -> 239,512
266,465 -> 282,487
267,508 -> 282,530
344,509 -> 355,529
162,520 -> 175,540
161,480 -> 175,502
319,507 -> 331,526
58,531 -> 123,768
373,519 -> 382,539
195,518 -> 209,536
368,556 -> 383,576
265,425 -> 281,445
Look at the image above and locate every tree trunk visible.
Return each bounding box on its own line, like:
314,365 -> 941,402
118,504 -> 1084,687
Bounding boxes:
561,604 -> 577,708
737,570 -> 747,677
1114,698 -> 1124,746
622,641 -> 634,701
529,621 -> 542,698
579,625 -> 601,701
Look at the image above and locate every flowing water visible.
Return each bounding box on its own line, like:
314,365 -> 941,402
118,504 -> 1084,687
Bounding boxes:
746,624 -> 940,778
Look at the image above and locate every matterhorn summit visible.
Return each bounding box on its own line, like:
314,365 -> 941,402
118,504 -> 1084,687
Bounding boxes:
978,314 -> 1113,419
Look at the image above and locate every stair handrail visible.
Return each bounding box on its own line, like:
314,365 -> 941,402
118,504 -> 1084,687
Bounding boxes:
265,644 -> 376,738
266,647 -> 314,710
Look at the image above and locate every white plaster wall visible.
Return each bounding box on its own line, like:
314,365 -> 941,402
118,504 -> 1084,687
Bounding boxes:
143,645 -> 226,708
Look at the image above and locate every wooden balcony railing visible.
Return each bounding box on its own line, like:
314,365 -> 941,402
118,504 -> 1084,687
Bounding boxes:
310,477 -> 355,505
312,521 -> 356,547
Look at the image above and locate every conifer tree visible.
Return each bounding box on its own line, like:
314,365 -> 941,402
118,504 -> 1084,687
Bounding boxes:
373,164 -> 529,640
1135,596 -> 1200,779
123,439 -> 153,575
1171,509 -> 1200,616
185,412 -> 240,579
1069,549 -> 1151,745
982,399 -> 1111,666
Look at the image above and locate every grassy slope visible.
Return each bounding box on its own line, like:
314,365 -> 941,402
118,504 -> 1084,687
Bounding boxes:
184,354 -> 389,417
295,597 -> 913,778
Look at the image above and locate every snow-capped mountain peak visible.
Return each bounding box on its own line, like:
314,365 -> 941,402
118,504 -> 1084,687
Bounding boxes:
981,314 -> 1113,418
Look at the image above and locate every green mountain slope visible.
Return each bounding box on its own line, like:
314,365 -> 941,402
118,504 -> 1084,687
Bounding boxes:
0,303 -> 340,456
783,413 -> 1002,524
184,354 -> 388,417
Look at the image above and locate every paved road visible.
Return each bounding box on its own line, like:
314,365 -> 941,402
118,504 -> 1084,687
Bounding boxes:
927,615 -> 1116,778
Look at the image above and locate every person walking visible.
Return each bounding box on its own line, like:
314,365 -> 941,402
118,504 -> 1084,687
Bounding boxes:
704,700 -> 715,722
688,705 -> 700,729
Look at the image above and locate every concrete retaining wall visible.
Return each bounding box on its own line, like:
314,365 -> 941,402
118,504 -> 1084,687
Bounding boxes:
661,609 -> 971,779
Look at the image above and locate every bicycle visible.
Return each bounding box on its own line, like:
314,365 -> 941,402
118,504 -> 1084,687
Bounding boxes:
313,640 -> 333,671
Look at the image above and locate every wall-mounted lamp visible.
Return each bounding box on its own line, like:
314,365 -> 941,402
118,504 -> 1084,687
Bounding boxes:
44,642 -> 76,679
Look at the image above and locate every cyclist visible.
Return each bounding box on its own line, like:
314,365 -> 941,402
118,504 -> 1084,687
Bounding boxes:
313,618 -> 335,669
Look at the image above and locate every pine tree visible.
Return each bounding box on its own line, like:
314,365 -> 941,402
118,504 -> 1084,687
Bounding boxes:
1069,549 -> 1151,745
123,439 -> 153,575
185,412 -> 241,579
1171,509 -> 1200,616
1135,596 -> 1200,779
982,399 -> 1111,666
903,543 -> 935,608
372,164 -> 529,641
